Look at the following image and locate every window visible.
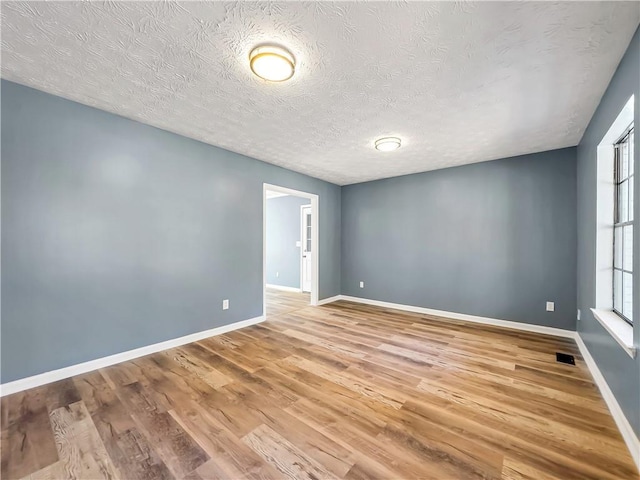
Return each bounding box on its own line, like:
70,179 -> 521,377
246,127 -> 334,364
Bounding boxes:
613,125 -> 634,324
593,96 -> 634,357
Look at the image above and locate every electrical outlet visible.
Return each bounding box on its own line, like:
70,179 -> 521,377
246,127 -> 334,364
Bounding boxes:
223,299 -> 229,310
577,309 -> 581,321
276,272 -> 279,278
359,281 -> 364,288
546,301 -> 555,312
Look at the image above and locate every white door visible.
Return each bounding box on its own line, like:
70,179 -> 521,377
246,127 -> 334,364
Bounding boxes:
301,205 -> 312,293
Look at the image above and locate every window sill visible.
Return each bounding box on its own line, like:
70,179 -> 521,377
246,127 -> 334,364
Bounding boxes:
591,309 -> 636,358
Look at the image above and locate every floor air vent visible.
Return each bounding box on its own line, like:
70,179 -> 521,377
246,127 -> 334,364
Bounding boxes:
556,352 -> 575,365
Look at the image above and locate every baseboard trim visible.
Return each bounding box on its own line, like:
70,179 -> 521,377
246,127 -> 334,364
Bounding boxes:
337,295 -> 576,338
266,283 -> 302,293
0,315 -> 265,397
317,295 -> 342,306
574,334 -> 640,471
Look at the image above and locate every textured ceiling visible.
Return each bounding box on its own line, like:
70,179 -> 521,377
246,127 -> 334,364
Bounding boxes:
2,2 -> 639,185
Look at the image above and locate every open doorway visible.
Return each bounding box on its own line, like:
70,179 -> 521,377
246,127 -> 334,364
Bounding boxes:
263,183 -> 319,318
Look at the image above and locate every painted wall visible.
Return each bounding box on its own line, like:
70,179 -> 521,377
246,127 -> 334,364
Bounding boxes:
577,27 -> 639,437
342,148 -> 577,330
1,80 -> 341,383
266,195 -> 310,288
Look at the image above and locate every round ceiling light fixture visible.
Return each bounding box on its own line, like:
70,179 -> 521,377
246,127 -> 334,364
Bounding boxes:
249,45 -> 295,82
375,137 -> 402,152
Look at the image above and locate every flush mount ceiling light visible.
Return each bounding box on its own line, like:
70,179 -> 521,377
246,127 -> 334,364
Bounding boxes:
249,45 -> 295,82
375,137 -> 402,152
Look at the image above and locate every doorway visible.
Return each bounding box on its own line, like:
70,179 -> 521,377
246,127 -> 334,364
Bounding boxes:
263,183 -> 319,318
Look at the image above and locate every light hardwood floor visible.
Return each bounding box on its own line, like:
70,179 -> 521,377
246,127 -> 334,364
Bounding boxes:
266,286 -> 310,317
2,294 -> 637,479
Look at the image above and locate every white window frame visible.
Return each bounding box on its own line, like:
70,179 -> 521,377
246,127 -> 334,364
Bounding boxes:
612,125 -> 634,325
593,95 -> 635,358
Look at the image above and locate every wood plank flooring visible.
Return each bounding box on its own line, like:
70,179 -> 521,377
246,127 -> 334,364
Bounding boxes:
265,286 -> 310,317
2,292 -> 638,479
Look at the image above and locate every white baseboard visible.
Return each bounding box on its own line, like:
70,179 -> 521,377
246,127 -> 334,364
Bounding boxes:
317,295 -> 342,306
0,315 -> 265,397
574,334 -> 640,471
266,283 -> 302,293
337,295 -> 576,338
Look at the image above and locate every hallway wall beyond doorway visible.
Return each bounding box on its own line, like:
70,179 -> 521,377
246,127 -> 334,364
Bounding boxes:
266,195 -> 311,290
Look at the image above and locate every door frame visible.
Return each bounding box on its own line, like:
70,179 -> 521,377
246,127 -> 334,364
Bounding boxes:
263,183 -> 319,317
300,204 -> 312,293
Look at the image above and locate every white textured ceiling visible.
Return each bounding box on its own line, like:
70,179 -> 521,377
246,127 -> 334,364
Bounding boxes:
2,2 -> 639,185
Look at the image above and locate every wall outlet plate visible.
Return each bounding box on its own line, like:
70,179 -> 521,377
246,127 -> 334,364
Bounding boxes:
223,299 -> 229,310
577,309 -> 581,321
546,301 -> 555,312
359,281 -> 364,288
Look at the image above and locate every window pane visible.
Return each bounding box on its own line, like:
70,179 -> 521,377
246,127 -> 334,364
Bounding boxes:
614,269 -> 623,312
623,225 -> 633,271
618,180 -> 629,222
630,175 -> 634,221
621,141 -> 629,179
630,131 -> 634,176
623,272 -> 633,321
614,227 -> 623,269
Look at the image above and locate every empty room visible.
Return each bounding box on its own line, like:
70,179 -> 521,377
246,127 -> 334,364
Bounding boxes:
1,2 -> 639,479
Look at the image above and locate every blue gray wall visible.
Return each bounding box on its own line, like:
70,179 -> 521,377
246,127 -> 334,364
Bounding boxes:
341,148 -> 577,330
1,80 -> 341,383
266,195 -> 310,288
577,27 -> 639,437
